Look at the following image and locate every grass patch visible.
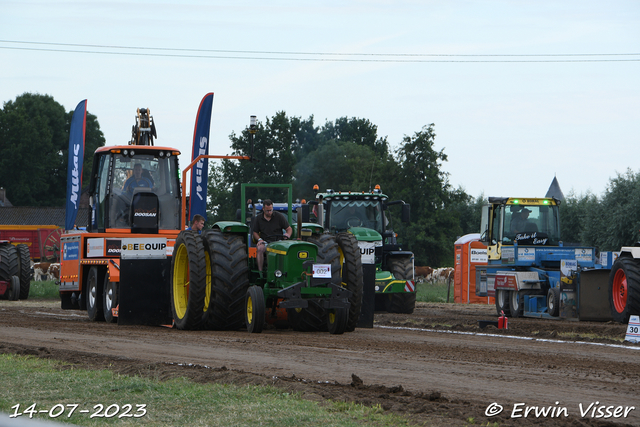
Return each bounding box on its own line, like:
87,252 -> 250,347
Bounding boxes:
28,280 -> 60,299
416,281 -> 452,303
0,354 -> 409,426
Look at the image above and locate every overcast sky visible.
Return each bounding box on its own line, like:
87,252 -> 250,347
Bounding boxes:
2,1 -> 638,200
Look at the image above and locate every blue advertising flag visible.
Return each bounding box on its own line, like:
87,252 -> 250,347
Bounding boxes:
189,93 -> 214,223
65,100 -> 87,230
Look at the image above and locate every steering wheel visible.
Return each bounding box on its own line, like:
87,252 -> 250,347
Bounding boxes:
346,217 -> 363,228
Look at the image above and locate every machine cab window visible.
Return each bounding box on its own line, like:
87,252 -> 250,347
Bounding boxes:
91,150 -> 181,232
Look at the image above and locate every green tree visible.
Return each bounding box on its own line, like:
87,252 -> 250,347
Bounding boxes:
318,117 -> 389,157
391,124 -> 460,267
0,93 -> 105,207
581,170 -> 640,251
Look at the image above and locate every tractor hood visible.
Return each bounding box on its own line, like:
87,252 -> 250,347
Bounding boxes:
347,227 -> 382,242
266,239 -> 318,260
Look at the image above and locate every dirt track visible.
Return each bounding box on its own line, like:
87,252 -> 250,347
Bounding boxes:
1,299 -> 638,426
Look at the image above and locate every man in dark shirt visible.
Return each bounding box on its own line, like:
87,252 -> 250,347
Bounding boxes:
252,199 -> 292,273
123,163 -> 153,194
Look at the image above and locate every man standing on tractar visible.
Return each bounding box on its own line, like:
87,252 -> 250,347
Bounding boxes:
252,199 -> 293,274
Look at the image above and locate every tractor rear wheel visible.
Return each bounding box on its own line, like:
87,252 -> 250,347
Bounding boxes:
327,307 -> 348,335
245,285 -> 265,333
495,289 -> 510,315
202,231 -> 250,330
335,232 -> 363,331
16,244 -> 31,300
609,257 -> 640,323
171,231 -> 209,330
386,257 -> 416,314
86,266 -> 105,322
103,275 -> 118,323
0,244 -> 19,300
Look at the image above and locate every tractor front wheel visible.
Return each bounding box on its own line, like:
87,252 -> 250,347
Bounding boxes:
245,286 -> 265,333
327,307 -> 348,335
509,290 -> 522,318
386,257 -> 416,314
86,266 -> 105,322
495,289 -> 510,315
103,275 -> 118,323
547,287 -> 560,317
609,257 -> 640,323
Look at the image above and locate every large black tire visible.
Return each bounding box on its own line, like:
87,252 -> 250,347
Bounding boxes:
245,285 -> 265,333
327,307 -> 348,335
386,257 -> 416,314
0,244 -> 19,300
335,232 -> 364,331
171,231 -> 209,330
290,233 -> 342,332
103,275 -> 118,323
86,266 -> 105,322
16,244 -> 31,300
609,257 -> 640,324
547,287 -> 560,317
202,231 -> 250,330
287,302 -> 327,332
9,276 -> 20,301
495,289 -> 510,316
509,290 -> 522,318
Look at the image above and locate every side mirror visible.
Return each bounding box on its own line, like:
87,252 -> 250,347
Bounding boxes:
401,204 -> 410,223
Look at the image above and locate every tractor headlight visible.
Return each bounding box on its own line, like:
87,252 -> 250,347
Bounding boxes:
274,270 -> 283,278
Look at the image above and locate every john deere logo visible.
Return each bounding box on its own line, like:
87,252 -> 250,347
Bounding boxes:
297,251 -> 309,259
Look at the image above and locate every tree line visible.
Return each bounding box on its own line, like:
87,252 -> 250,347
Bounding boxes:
0,93 -> 105,206
2,93 -> 639,267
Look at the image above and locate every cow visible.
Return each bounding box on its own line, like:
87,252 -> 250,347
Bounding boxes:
47,263 -> 61,281
414,266 -> 433,283
33,262 -> 52,281
428,267 -> 454,283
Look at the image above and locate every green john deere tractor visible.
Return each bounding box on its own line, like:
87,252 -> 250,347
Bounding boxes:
169,183 -> 363,334
312,185 -> 416,314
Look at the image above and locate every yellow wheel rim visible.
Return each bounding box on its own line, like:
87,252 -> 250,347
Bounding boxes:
172,244 -> 189,319
247,294 -> 254,324
329,310 -> 336,325
337,246 -> 347,288
203,255 -> 211,312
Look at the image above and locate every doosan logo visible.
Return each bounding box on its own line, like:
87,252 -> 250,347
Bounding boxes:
134,209 -> 157,217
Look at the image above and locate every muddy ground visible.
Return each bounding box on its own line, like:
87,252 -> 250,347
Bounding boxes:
1,299 -> 638,426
